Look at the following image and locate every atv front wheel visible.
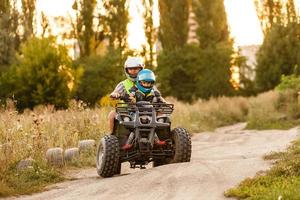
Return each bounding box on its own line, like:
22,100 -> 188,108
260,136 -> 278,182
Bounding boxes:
171,127 -> 192,163
96,135 -> 120,177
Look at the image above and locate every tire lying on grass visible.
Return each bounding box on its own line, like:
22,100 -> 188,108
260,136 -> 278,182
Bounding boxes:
78,139 -> 96,153
96,135 -> 120,178
46,147 -> 64,167
17,158 -> 35,171
64,148 -> 80,163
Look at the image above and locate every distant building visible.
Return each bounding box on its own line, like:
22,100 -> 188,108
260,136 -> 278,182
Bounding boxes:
238,44 -> 260,81
187,10 -> 199,44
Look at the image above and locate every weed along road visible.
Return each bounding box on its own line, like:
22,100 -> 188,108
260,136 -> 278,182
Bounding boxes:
8,123 -> 299,200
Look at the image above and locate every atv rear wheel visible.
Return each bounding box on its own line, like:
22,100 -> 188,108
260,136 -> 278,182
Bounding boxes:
171,127 -> 192,163
96,135 -> 120,178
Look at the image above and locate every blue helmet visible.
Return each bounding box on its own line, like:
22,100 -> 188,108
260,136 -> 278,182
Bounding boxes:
136,69 -> 156,93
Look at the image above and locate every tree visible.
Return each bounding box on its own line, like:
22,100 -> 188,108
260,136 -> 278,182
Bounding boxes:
157,45 -> 202,102
193,0 -> 234,97
142,0 -> 157,69
102,0 -> 129,51
255,23 -> 300,91
72,0 -> 98,57
21,0 -> 36,41
254,0 -> 297,35
254,0 -> 300,91
0,37 -> 82,110
0,0 -> 20,67
158,0 -> 189,51
193,0 -> 231,49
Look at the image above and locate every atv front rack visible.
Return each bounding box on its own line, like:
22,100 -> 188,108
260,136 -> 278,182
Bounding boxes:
116,102 -> 174,114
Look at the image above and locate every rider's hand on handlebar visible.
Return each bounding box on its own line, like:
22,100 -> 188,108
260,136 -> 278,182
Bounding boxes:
128,94 -> 136,103
110,92 -> 120,99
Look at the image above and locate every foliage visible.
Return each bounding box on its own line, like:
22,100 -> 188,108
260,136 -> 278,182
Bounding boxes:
196,42 -> 234,99
142,0 -> 157,69
99,94 -> 118,107
75,48 -> 124,105
157,42 -> 234,101
156,44 -> 202,102
21,0 -> 36,41
0,0 -> 20,66
255,23 -> 300,92
102,0 -> 129,50
192,0 -> 234,98
254,0 -> 296,35
0,37 -> 82,110
72,0 -> 98,57
193,0 -> 231,49
158,0 -> 189,50
276,74 -> 300,92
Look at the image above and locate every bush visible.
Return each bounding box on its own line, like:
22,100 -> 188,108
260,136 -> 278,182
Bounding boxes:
75,49 -> 124,105
0,37 -> 82,110
276,74 -> 300,92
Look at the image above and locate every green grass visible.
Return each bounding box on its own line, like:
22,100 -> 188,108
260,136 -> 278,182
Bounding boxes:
0,160 -> 63,197
225,138 -> 300,200
263,151 -> 285,160
246,119 -> 300,130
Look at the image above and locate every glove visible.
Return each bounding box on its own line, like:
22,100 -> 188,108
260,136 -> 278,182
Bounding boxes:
110,92 -> 120,99
128,94 -> 136,103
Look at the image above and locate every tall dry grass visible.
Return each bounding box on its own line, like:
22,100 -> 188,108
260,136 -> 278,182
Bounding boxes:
0,100 -> 110,175
170,96 -> 249,132
1,90 -> 299,176
247,90 -> 300,129
0,96 -> 251,175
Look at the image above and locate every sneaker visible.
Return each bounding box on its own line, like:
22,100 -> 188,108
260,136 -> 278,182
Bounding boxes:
122,144 -> 133,150
155,140 -> 166,145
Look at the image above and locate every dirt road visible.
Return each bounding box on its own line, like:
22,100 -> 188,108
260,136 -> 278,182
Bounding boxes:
9,123 -> 299,200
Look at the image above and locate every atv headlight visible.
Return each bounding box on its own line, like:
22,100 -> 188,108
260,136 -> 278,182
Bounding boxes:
157,118 -> 164,123
140,116 -> 151,124
123,116 -> 131,122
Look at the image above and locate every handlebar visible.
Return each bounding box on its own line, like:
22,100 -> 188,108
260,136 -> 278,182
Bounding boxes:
116,102 -> 174,114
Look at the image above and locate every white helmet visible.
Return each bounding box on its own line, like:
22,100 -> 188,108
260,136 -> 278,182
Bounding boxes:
124,57 -> 145,81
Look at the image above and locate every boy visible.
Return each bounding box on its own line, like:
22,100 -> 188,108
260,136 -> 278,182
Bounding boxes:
121,69 -> 167,150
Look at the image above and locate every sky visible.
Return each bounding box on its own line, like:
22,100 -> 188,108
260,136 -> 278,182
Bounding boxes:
34,0 -> 279,50
224,0 -> 263,46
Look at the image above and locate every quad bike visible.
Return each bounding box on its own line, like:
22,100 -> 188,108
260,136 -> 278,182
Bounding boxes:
96,101 -> 192,178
